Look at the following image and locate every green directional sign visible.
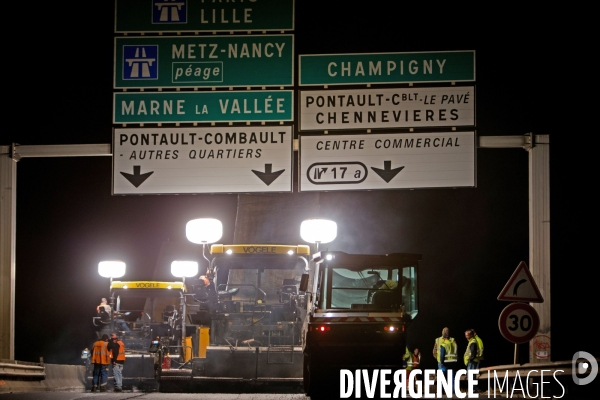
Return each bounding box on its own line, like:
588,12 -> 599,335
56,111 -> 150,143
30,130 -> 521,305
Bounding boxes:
115,35 -> 294,88
299,50 -> 475,86
113,90 -> 293,124
115,0 -> 295,33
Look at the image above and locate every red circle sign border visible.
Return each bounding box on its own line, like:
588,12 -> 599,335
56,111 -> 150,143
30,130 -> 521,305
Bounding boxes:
498,302 -> 540,344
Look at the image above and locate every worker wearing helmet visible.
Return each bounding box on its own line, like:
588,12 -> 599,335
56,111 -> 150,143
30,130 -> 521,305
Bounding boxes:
108,333 -> 126,392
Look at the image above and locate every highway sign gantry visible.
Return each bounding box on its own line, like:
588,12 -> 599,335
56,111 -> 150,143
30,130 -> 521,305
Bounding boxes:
114,35 -> 294,89
299,50 -> 475,86
112,127 -> 293,194
498,302 -> 540,344
299,131 -> 476,191
299,86 -> 475,131
498,261 -> 544,303
113,90 -> 293,124
115,0 -> 295,33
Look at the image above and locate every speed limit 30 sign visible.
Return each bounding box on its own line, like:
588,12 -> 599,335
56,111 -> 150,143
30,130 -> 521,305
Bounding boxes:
498,303 -> 540,344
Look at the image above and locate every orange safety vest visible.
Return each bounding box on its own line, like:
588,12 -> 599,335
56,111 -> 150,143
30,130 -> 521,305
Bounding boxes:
412,354 -> 420,369
116,340 -> 126,362
91,340 -> 111,365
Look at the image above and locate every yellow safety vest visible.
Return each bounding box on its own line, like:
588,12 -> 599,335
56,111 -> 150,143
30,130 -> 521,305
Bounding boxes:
464,337 -> 481,365
403,347 -> 412,370
475,335 -> 484,359
436,337 -> 457,363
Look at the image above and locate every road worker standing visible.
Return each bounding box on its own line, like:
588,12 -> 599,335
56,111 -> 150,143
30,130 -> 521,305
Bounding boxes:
91,334 -> 111,392
433,327 -> 458,393
108,333 -> 126,392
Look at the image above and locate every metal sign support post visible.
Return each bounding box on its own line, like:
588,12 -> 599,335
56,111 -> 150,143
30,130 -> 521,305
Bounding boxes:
528,135 -> 550,363
0,144 -> 111,360
481,134 -> 550,364
0,145 -> 16,360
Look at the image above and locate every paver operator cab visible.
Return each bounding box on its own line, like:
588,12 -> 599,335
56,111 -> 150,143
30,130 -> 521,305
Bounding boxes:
301,250 -> 421,396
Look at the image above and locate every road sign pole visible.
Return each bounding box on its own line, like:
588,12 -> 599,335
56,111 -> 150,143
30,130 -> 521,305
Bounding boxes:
528,134 -> 550,364
0,144 -> 112,360
0,146 -> 16,360
485,134 -> 550,364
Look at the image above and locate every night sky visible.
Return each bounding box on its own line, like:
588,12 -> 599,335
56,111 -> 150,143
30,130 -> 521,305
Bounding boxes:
4,0 -> 592,374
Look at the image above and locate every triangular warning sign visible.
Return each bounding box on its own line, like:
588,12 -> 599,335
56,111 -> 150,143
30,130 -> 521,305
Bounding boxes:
497,261 -> 544,302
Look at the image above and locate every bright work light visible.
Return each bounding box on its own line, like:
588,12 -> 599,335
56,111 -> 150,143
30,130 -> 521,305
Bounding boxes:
98,261 -> 126,278
171,260 -> 199,278
300,219 -> 337,244
186,218 -> 223,244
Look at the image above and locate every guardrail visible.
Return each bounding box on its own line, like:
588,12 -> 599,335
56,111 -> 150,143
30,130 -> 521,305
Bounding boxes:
0,359 -> 87,393
0,359 -> 45,379
480,358 -> 600,378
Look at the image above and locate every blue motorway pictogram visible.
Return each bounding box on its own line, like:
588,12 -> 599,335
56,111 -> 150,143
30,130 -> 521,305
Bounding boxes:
123,46 -> 159,80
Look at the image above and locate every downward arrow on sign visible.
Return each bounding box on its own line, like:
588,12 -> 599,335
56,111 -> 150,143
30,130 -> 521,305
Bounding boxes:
252,164 -> 285,186
120,166 -> 154,188
371,161 -> 404,183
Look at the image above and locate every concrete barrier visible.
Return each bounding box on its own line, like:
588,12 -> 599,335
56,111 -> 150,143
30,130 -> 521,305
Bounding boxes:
0,361 -> 86,394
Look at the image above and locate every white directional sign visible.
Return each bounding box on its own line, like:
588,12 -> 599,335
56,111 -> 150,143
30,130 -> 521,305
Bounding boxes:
299,131 -> 475,191
497,261 -> 544,302
299,86 -> 475,131
113,127 -> 293,194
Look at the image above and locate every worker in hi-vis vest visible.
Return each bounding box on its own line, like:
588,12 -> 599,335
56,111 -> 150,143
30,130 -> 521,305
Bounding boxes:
433,327 -> 458,392
464,329 -> 483,369
91,334 -> 111,392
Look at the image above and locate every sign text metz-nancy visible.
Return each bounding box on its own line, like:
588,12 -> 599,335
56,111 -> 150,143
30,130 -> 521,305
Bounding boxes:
115,35 -> 293,88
